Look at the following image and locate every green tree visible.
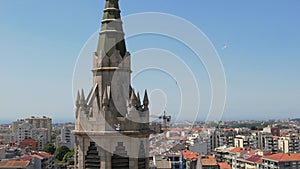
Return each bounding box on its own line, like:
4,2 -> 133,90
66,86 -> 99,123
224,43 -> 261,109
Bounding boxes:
63,149 -> 75,163
43,143 -> 56,155
54,146 -> 70,161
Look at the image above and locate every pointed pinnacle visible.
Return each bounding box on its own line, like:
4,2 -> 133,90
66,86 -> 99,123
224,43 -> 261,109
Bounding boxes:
143,89 -> 149,106
137,92 -> 141,106
76,90 -> 80,106
104,0 -> 120,12
130,90 -> 137,106
129,86 -> 133,98
80,89 -> 86,105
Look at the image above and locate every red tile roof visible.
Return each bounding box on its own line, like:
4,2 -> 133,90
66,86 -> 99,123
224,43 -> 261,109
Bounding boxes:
218,162 -> 231,169
201,156 -> 218,166
182,150 -> 200,161
257,158 -> 263,164
22,154 -> 44,160
263,153 -> 300,162
32,154 -> 44,159
38,151 -> 52,158
0,160 -> 30,168
245,155 -> 262,163
20,155 -> 33,161
229,147 -> 245,153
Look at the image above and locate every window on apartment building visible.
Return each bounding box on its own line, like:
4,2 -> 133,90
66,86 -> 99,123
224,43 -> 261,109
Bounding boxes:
285,162 -> 291,166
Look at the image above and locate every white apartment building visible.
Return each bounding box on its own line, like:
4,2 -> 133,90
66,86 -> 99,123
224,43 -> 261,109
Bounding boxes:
17,122 -> 33,143
59,123 -> 75,150
25,116 -> 52,143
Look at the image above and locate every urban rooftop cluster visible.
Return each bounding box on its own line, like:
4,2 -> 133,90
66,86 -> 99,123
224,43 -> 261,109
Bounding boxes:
0,117 -> 300,168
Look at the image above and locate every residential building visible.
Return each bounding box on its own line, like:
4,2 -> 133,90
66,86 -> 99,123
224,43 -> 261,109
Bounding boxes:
287,134 -> 300,153
25,116 -> 52,143
214,146 -> 235,163
258,132 -> 278,152
211,128 -> 236,152
13,117 -> 52,150
182,150 -> 201,169
200,156 -> 218,169
59,123 -> 75,150
236,154 -> 262,169
261,153 -> 300,168
0,147 -> 5,159
234,135 -> 249,148
21,154 -> 43,169
278,134 -> 300,153
21,153 -> 54,169
228,147 -> 246,168
218,162 -> 231,169
278,137 -> 290,153
33,128 -> 49,150
149,155 -> 171,169
17,122 -> 33,143
165,152 -> 183,169
11,119 -> 25,142
19,138 -> 38,151
5,147 -> 22,159
35,151 -> 55,169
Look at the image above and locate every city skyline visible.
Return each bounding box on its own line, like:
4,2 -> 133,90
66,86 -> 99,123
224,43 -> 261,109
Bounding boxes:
1,0 -> 300,123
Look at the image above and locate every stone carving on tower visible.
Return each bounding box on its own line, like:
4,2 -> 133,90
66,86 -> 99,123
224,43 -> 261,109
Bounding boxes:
72,0 -> 150,168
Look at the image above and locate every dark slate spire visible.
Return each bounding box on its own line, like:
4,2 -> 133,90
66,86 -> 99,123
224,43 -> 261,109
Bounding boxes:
97,0 -> 127,58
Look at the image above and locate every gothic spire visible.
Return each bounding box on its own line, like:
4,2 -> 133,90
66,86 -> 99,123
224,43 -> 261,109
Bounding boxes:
97,0 -> 126,58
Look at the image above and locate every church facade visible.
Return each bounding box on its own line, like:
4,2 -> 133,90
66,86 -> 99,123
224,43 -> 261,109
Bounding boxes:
73,0 -> 150,168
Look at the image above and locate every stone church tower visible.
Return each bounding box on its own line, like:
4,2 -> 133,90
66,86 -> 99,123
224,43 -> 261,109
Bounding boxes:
73,0 -> 150,168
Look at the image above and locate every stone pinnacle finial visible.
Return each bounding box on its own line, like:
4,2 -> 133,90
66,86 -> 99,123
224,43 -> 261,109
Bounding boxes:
137,92 -> 141,106
130,90 -> 138,107
129,86 -> 133,98
79,89 -> 86,105
143,90 -> 149,110
76,90 -> 80,106
104,0 -> 120,13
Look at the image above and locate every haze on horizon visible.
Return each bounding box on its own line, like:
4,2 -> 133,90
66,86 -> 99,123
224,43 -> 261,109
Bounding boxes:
0,0 -> 300,124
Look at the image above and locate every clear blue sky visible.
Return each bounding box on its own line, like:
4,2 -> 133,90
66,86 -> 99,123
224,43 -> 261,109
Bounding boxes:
0,0 -> 300,123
